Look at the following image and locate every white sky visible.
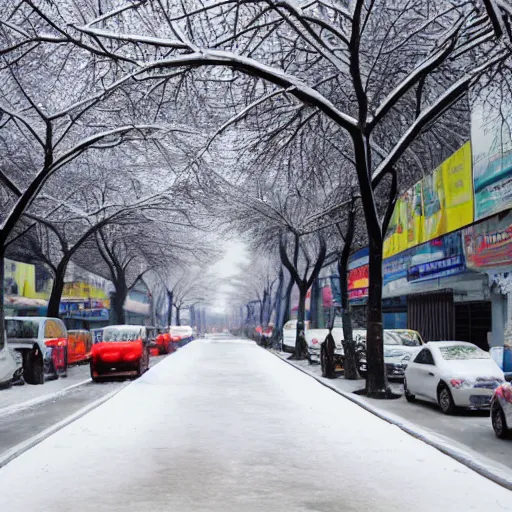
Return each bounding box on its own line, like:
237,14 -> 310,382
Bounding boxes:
210,240 -> 250,278
209,240 -> 250,313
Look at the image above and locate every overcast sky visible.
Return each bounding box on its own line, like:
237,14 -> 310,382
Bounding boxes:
209,240 -> 250,312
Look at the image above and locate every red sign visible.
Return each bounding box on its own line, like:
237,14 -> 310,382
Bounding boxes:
348,264 -> 369,291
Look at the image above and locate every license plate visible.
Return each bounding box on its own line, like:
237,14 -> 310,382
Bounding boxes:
470,395 -> 491,406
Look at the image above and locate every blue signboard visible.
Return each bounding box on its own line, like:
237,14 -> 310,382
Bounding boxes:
383,231 -> 466,285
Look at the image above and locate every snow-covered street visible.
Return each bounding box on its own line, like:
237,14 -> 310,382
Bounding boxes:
1,337 -> 511,511
0,356 -> 165,460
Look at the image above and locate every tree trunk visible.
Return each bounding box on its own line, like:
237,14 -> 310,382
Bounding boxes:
176,306 -> 181,326
196,307 -> 201,336
366,234 -> 387,396
202,307 -> 207,333
282,275 -> 294,326
46,263 -> 67,318
167,290 -> 173,326
111,279 -> 127,325
352,134 -> 387,396
0,246 -> 5,351
293,287 -> 308,360
190,305 -> 196,328
339,249 -> 358,380
310,278 -> 319,328
271,269 -> 284,346
260,292 -> 267,326
339,203 -> 358,380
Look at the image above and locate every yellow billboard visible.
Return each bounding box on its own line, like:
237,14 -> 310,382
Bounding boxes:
3,259 -> 48,299
383,142 -> 473,258
62,281 -> 110,301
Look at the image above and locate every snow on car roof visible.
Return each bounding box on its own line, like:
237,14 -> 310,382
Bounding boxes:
425,341 -> 476,348
103,325 -> 145,331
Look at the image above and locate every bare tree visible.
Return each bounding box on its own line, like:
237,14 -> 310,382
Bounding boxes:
7,0 -> 512,395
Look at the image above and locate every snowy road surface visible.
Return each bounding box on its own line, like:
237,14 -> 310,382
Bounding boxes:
1,337 -> 511,512
0,356 -> 165,458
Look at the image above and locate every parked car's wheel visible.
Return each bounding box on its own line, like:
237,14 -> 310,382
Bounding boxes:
0,379 -> 13,390
136,357 -> 145,378
26,350 -> 44,385
90,365 -> 101,383
438,383 -> 456,414
491,402 -> 510,439
404,379 -> 415,403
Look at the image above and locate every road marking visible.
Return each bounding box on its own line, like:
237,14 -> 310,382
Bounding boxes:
0,378 -> 92,418
0,386 -> 122,469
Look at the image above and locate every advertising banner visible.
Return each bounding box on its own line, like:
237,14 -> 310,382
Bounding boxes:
383,231 -> 465,286
384,142 -> 473,258
348,248 -> 369,303
472,101 -> 512,220
462,209 -> 512,271
3,259 -> 48,300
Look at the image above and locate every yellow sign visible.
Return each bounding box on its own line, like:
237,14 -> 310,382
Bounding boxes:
62,281 -> 110,300
3,259 -> 47,299
383,142 -> 473,258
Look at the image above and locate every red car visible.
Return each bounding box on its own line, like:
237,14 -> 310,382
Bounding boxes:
90,325 -> 150,382
154,330 -> 173,355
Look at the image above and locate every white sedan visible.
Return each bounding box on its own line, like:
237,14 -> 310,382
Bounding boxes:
404,341 -> 505,414
281,320 -> 310,352
490,383 -> 512,439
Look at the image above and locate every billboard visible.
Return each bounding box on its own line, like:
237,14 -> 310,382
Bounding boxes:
383,231 -> 465,286
472,100 -> 512,220
3,259 -> 48,299
462,209 -> 512,271
384,142 -> 473,258
348,248 -> 369,304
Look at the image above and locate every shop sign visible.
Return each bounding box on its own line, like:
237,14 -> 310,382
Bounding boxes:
471,98 -> 512,220
463,209 -> 512,270
348,264 -> 369,291
407,255 -> 465,282
384,142 -> 473,258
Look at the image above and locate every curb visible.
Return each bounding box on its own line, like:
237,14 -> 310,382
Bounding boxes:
0,386 -> 122,469
270,350 -> 512,492
0,378 -> 92,418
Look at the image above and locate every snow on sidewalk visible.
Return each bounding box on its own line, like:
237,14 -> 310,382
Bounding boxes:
0,364 -> 91,415
1,338 -> 511,512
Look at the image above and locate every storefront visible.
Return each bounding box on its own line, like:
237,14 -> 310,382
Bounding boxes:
60,299 -> 110,330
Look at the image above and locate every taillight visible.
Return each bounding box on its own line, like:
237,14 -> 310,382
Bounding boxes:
45,337 -> 67,348
172,336 -> 181,342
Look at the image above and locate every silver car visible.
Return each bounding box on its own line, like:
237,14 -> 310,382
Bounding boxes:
0,333 -> 23,389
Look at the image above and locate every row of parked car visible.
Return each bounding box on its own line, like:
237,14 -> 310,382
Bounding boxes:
280,319 -> 512,439
0,316 -> 195,388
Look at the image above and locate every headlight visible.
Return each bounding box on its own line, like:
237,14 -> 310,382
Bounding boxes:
450,379 -> 471,389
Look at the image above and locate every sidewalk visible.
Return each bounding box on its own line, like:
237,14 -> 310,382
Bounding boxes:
273,350 -> 512,489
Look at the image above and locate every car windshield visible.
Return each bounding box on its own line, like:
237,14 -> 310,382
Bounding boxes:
439,345 -> 491,360
5,319 -> 39,339
102,328 -> 141,342
384,331 -> 421,347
